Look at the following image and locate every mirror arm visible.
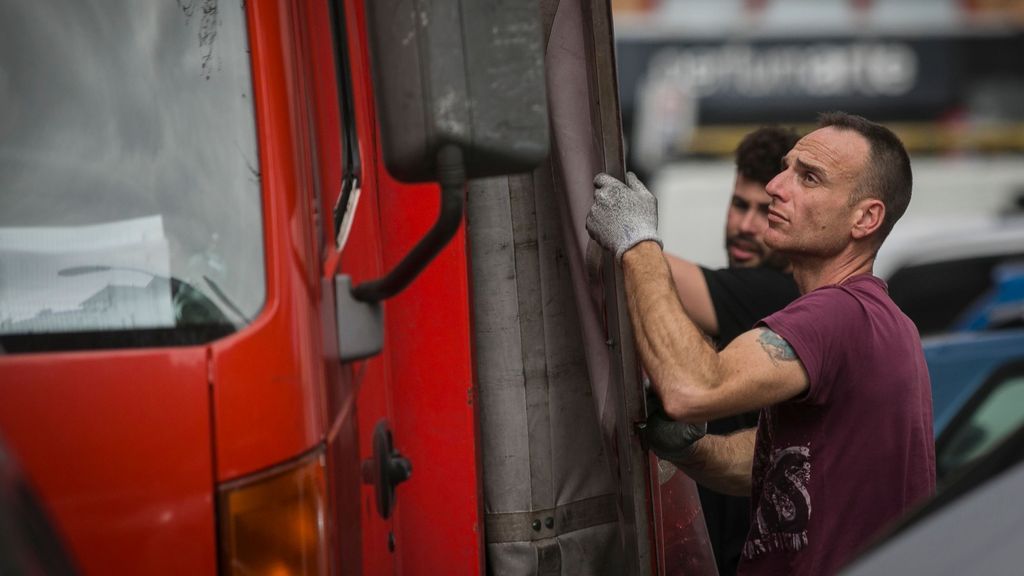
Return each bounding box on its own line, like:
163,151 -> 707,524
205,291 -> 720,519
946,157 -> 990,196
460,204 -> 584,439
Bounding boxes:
351,144 -> 465,302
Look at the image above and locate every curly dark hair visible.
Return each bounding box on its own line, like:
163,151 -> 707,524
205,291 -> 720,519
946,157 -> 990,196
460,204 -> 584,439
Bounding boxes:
734,126 -> 801,186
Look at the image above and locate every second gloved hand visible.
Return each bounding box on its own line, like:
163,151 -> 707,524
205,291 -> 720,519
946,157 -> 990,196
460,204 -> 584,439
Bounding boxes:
586,172 -> 662,261
640,391 -> 707,463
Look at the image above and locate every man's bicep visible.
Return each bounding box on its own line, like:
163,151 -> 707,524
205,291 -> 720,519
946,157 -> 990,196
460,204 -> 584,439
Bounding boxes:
719,328 -> 810,410
664,253 -> 718,336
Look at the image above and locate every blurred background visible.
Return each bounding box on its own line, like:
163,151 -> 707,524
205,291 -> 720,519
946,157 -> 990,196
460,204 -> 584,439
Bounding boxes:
611,0 -> 1024,268
611,0 -> 1024,486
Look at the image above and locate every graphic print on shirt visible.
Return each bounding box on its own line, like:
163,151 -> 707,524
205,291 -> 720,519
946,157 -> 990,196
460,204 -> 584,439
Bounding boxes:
744,409 -> 812,559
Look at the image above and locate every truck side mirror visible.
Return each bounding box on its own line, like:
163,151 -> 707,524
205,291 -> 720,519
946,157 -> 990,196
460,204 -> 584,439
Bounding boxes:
366,0 -> 549,182
336,0 -> 549,362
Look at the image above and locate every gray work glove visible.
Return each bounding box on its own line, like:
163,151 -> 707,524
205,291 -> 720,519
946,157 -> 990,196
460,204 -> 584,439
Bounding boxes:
639,389 -> 706,463
586,172 -> 662,261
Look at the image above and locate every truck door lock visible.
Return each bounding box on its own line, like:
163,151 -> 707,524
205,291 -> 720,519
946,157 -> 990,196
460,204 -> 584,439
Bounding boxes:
363,420 -> 413,520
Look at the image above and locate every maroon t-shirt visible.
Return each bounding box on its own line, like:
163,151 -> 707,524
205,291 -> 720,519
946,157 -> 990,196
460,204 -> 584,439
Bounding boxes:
738,275 -> 936,576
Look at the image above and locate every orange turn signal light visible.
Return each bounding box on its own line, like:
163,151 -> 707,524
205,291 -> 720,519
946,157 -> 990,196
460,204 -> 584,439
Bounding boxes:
218,448 -> 328,576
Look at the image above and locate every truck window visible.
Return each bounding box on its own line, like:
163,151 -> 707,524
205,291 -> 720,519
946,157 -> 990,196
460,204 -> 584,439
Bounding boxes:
0,0 -> 264,352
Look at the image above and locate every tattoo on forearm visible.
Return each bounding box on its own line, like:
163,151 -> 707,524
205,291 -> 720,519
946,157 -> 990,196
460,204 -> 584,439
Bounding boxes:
757,329 -> 797,367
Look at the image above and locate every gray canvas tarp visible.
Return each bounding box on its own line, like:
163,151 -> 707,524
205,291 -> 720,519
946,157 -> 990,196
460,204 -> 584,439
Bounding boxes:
467,0 -> 716,574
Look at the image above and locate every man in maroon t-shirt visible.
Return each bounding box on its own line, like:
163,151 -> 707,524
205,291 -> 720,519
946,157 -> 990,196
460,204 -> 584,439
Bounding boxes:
742,275 -> 934,574
586,111 -> 935,575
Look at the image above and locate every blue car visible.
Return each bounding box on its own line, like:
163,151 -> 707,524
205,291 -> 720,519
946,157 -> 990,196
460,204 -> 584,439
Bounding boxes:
952,263 -> 1024,332
925,329 -> 1024,435
912,258 -> 1024,440
924,328 -> 1024,480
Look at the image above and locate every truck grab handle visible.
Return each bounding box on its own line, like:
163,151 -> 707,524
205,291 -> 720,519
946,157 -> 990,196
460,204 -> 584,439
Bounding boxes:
351,144 -> 465,302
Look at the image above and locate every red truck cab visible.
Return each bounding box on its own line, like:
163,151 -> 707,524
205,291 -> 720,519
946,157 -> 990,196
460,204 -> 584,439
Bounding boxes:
0,0 -> 486,573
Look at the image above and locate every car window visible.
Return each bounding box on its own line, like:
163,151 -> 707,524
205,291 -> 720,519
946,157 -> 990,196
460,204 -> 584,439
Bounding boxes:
937,368 -> 1024,479
888,255 -> 1024,336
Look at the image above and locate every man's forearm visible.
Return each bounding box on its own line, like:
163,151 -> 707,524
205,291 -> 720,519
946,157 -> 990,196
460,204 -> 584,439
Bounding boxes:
622,242 -> 721,420
669,428 -> 755,497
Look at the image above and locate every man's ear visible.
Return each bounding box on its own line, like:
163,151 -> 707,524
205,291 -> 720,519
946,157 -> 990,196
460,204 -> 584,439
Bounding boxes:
851,199 -> 885,240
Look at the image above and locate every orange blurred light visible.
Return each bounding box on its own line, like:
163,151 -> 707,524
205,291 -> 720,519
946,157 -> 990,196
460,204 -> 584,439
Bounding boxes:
218,448 -> 328,576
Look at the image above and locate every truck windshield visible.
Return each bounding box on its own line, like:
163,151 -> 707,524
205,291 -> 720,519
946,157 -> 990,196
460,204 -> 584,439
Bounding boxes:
0,1 -> 264,351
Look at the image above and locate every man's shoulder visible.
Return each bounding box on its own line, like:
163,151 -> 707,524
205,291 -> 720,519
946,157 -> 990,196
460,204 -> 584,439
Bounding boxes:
769,275 -> 896,333
801,275 -> 892,314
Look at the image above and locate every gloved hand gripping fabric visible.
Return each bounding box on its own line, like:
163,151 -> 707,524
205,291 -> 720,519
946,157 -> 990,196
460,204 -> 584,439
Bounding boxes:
586,172 -> 662,260
640,389 -> 707,463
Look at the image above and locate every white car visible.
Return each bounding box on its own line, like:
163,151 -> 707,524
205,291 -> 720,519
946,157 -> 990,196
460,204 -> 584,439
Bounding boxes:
875,214 -> 1024,336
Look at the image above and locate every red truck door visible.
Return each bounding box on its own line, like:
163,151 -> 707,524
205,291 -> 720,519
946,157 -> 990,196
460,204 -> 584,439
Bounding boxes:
304,1 -> 484,572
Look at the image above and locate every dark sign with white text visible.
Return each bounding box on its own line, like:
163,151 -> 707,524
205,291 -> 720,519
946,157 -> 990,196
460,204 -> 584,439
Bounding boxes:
616,33 -> 1024,125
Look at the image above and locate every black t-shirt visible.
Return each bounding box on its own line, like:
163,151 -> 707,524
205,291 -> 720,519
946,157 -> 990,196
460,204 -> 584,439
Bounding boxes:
697,266 -> 800,576
701,266 -> 801,347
